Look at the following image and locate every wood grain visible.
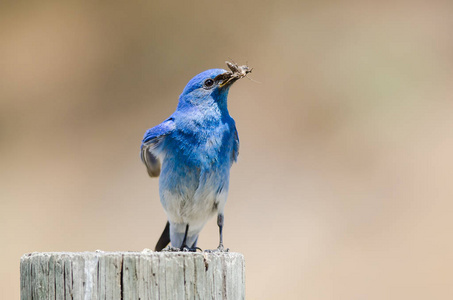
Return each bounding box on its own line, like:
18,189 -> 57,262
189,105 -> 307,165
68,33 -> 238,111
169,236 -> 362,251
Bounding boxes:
20,251 -> 245,300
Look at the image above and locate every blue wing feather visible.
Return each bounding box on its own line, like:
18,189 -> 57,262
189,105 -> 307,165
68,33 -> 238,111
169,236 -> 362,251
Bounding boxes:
141,118 -> 175,177
232,124 -> 240,163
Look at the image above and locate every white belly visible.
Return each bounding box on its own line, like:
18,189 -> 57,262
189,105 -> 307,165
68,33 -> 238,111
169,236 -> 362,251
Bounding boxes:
160,171 -> 228,234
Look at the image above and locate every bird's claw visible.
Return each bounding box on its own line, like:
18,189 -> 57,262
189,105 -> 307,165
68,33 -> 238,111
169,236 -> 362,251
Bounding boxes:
217,245 -> 229,252
181,246 -> 202,252
161,245 -> 202,252
161,245 -> 181,252
204,244 -> 229,253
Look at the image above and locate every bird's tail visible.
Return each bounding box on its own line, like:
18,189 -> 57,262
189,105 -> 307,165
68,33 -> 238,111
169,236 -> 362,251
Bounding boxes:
155,221 -> 171,251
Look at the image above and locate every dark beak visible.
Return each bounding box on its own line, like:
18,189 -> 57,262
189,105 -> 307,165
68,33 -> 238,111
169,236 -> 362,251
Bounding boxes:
215,61 -> 252,87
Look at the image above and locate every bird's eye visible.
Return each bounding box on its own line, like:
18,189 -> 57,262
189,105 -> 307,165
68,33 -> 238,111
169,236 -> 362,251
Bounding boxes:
203,79 -> 215,89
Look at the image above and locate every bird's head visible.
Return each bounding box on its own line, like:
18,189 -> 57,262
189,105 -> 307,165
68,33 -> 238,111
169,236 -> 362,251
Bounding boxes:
178,62 -> 251,110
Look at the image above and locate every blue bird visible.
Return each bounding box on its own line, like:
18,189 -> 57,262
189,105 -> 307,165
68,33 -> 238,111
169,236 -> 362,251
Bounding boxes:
141,62 -> 251,251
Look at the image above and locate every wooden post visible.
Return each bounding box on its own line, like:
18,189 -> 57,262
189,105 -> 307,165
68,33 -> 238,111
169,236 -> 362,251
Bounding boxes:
20,251 -> 245,300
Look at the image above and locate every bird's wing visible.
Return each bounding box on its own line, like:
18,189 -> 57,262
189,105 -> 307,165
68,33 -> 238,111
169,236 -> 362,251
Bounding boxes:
232,125 -> 240,163
141,118 -> 175,177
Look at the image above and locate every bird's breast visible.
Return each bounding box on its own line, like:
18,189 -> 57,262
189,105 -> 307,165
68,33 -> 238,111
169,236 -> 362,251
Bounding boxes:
172,121 -> 232,166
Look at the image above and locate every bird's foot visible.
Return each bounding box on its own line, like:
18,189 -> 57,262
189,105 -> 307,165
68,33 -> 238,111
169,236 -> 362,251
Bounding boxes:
204,244 -> 229,253
181,245 -> 202,252
161,245 -> 181,252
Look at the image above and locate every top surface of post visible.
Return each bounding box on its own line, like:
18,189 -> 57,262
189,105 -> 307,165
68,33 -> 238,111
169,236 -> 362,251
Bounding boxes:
20,251 -> 245,300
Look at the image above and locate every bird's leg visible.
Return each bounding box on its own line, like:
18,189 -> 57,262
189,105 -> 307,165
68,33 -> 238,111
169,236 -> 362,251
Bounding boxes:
180,224 -> 189,250
205,214 -> 229,252
216,214 -> 229,252
180,224 -> 201,252
218,214 -> 224,249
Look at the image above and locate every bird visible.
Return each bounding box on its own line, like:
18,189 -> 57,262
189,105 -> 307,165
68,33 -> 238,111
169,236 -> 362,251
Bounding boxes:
140,61 -> 251,251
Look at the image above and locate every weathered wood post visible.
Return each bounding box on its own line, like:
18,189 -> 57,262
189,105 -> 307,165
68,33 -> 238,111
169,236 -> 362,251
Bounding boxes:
20,251 -> 245,300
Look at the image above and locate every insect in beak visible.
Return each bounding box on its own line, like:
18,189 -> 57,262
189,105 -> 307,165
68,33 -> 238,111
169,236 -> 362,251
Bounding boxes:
216,61 -> 253,87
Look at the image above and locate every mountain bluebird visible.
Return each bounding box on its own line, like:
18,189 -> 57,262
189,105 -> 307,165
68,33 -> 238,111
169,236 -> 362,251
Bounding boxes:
141,62 -> 251,251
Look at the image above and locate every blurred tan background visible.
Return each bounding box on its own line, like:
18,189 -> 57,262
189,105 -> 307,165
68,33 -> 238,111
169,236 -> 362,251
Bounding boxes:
1,0 -> 453,299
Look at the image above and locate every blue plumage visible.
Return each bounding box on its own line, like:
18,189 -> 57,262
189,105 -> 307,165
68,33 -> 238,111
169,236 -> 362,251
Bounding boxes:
141,66 -> 247,251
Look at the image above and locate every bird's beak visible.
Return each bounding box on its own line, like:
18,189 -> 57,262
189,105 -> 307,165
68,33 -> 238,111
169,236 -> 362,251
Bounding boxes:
215,61 -> 252,87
